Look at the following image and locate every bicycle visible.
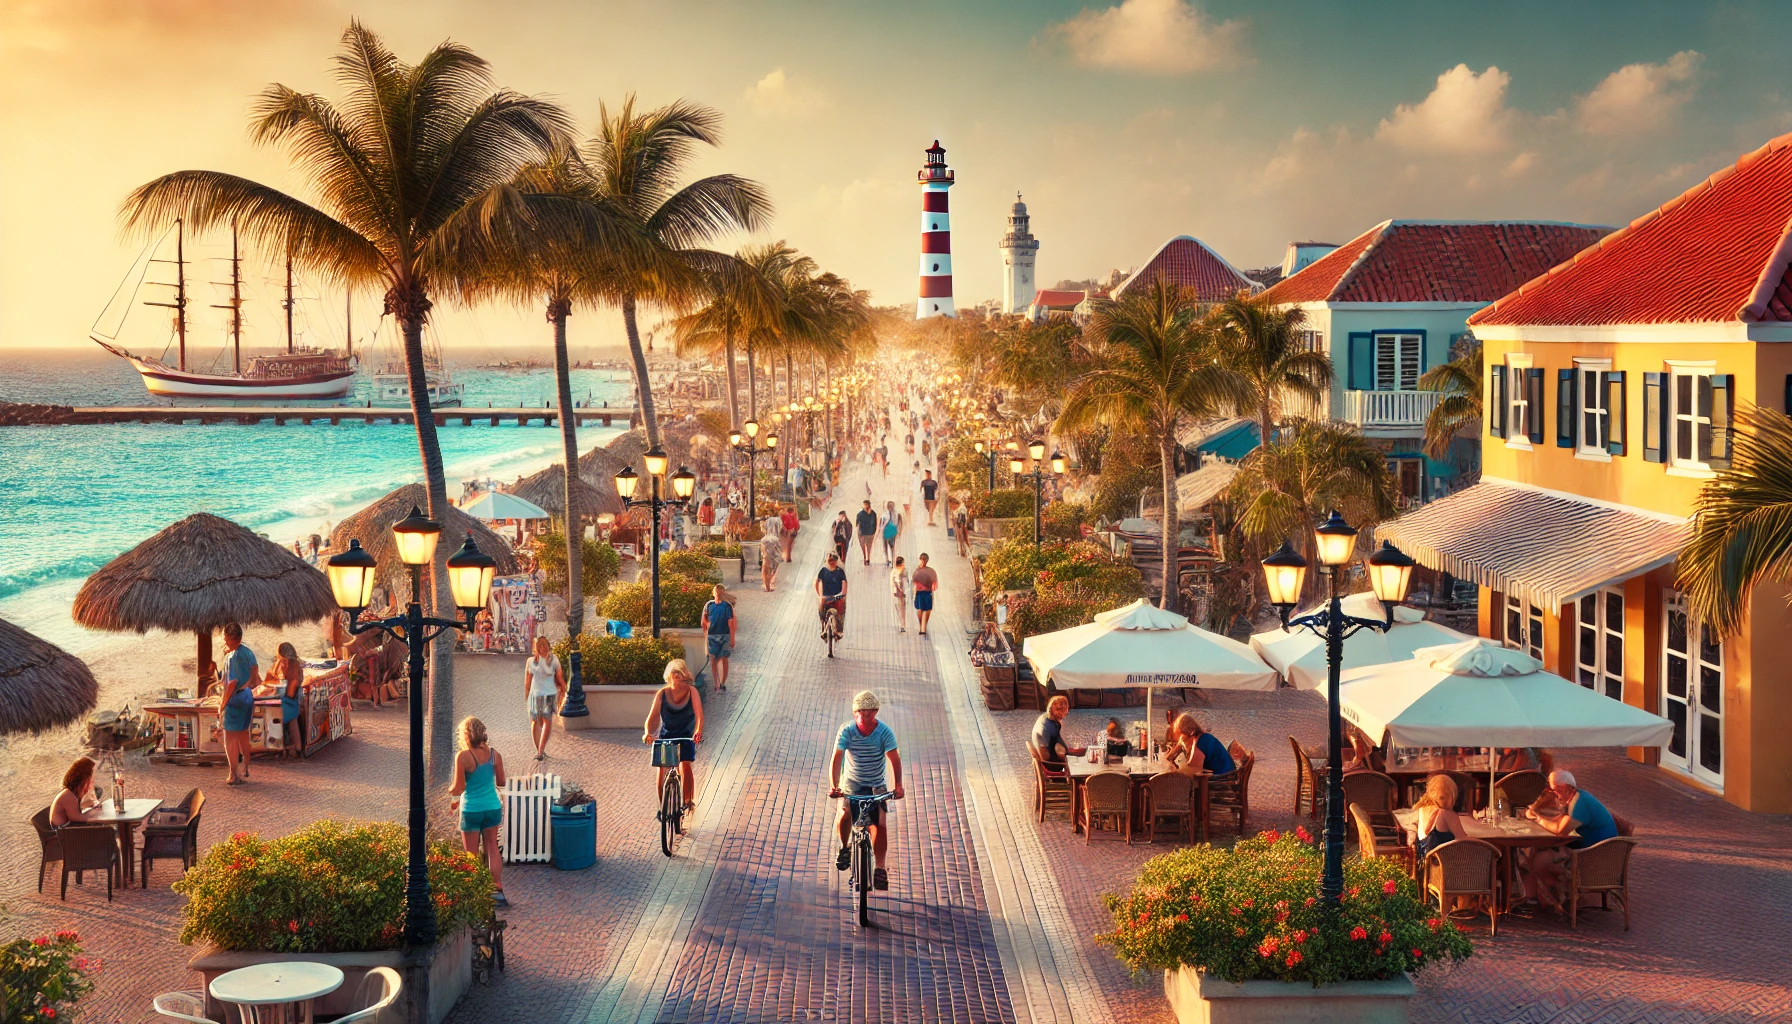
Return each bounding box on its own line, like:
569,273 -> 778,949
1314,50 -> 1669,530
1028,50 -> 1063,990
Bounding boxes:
843,788 -> 896,926
651,737 -> 693,856
820,599 -> 844,658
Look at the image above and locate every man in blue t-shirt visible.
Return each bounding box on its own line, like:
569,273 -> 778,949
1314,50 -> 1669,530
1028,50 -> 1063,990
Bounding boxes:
829,690 -> 903,890
815,552 -> 849,633
700,584 -> 736,692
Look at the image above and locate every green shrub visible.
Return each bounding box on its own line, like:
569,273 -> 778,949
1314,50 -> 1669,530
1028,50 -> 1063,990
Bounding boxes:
1041,500 -> 1092,541
553,632 -> 686,686
969,488 -> 1037,520
979,538 -> 1131,602
598,573 -> 713,628
978,540 -> 1053,598
1008,592 -> 1105,641
1,931 -> 96,1024
535,532 -> 621,597
1100,829 -> 1472,984
659,549 -> 722,583
175,820 -> 493,953
694,540 -> 744,559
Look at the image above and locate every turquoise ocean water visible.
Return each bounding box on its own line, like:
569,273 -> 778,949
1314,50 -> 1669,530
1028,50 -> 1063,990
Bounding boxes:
0,349 -> 630,653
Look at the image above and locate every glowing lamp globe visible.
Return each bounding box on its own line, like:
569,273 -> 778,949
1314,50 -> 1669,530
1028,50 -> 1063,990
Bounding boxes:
1009,456 -> 1025,475
1313,509 -> 1359,567
766,433 -> 779,449
1366,541 -> 1417,606
445,533 -> 497,613
1028,439 -> 1046,462
744,419 -> 759,439
613,467 -> 640,501
644,447 -> 669,478
729,430 -> 742,448
1050,451 -> 1067,475
1261,541 -> 1309,610
390,505 -> 441,567
670,467 -> 697,501
325,539 -> 378,613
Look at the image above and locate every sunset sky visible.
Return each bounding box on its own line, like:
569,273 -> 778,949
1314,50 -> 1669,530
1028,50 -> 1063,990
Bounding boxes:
6,0 -> 1792,355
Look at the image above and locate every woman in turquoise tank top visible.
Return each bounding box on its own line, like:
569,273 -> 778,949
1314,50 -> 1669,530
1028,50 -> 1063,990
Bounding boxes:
450,716 -> 508,906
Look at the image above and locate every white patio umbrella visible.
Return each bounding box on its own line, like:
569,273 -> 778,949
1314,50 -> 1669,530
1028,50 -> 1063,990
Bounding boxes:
1321,637 -> 1674,806
460,491 -> 551,522
1022,599 -> 1277,749
1251,592 -> 1476,690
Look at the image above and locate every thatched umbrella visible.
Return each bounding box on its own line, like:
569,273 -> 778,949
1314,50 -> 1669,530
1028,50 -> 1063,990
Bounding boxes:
330,485 -> 521,602
576,444 -> 627,491
512,463 -> 624,522
605,429 -> 650,470
74,513 -> 337,689
0,618 -> 99,736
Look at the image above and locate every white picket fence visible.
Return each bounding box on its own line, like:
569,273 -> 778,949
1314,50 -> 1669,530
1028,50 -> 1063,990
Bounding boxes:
497,773 -> 560,864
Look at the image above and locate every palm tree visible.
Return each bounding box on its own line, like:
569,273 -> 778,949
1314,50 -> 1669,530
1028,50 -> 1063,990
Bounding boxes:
1679,404 -> 1792,636
1056,280 -> 1244,607
119,21 -> 626,783
1418,336 -> 1483,461
667,251 -> 777,429
581,96 -> 771,449
1210,292 -> 1333,445
1227,419 -> 1398,600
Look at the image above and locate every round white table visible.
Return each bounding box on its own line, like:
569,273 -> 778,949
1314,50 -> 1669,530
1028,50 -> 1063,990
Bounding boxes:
209,962 -> 343,1024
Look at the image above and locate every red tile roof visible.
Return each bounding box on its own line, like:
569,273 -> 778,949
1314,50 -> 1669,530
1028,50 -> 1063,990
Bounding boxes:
1030,289 -> 1087,309
1261,221 -> 1609,306
1111,236 -> 1260,303
1473,134 -> 1792,326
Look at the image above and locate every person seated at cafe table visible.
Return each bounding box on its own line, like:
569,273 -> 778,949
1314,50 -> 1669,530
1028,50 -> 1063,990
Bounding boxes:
1166,714 -> 1235,776
1031,695 -> 1087,767
1410,774 -> 1467,860
50,756 -> 102,827
1102,719 -> 1131,759
1518,769 -> 1620,915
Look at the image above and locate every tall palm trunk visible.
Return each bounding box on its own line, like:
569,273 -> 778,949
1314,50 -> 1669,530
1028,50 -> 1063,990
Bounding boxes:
621,292 -> 660,448
1160,426 -> 1178,610
783,352 -> 794,474
746,343 -> 758,420
1259,395 -> 1275,449
549,298 -> 583,638
396,307 -> 455,788
722,329 -> 742,429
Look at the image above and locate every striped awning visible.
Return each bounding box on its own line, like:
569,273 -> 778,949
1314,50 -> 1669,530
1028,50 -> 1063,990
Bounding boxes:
1176,461 -> 1238,515
1376,479 -> 1689,610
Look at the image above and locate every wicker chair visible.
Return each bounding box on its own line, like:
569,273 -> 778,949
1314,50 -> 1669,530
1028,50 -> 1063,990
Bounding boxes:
1029,743 -> 1073,823
1494,770 -> 1548,810
1081,770 -> 1132,844
58,825 -> 119,901
1349,802 -> 1414,875
1566,837 -> 1638,930
32,808 -> 63,894
1339,771 -> 1401,842
1206,750 -> 1254,837
1288,737 -> 1319,819
1143,771 -> 1195,844
142,790 -> 205,888
1422,838 -> 1501,936
151,991 -> 220,1024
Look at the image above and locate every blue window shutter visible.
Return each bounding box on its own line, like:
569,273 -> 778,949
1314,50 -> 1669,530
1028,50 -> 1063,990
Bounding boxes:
1347,333 -> 1373,390
1708,374 -> 1734,469
1556,368 -> 1576,448
1606,371 -> 1626,456
1526,368 -> 1545,444
1489,361 -> 1506,438
1643,372 -> 1664,463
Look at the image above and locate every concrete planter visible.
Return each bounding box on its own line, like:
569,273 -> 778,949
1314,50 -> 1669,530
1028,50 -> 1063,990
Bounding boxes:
714,556 -> 744,583
562,683 -> 659,730
190,923 -> 471,1024
1163,967 -> 1414,1024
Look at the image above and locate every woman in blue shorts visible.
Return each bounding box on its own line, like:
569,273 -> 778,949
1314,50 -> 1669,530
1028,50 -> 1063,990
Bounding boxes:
643,659 -> 706,814
449,716 -> 508,906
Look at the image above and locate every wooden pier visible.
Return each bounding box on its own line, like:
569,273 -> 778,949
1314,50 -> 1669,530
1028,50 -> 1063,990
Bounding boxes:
1,406 -> 631,428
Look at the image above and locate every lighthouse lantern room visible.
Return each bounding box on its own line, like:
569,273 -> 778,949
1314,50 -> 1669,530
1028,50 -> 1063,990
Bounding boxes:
916,140 -> 956,319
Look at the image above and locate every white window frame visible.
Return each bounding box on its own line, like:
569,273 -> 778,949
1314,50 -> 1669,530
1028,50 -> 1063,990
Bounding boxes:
1297,329 -> 1325,355
1661,590 -> 1723,788
1503,592 -> 1543,661
1667,360 -> 1717,473
1575,358 -> 1612,461
1505,354 -> 1533,450
1373,333 -> 1422,391
1575,587 -> 1624,701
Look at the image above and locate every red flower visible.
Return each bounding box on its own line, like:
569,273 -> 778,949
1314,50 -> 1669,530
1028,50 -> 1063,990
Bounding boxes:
288,921 -> 299,933
1234,927 -> 1246,936
1258,938 -> 1279,957
1304,897 -> 1316,907
1382,880 -> 1398,895
1412,948 -> 1424,958
1292,930 -> 1308,944
1285,951 -> 1302,967
1275,900 -> 1288,911
1379,931 -> 1392,944
31,936 -> 49,946
43,1009 -> 55,1019
1427,918 -> 1441,929
1349,886 -> 1360,897
1241,899 -> 1254,908
232,831 -> 251,842
54,930 -> 78,941
1350,926 -> 1368,941
1275,912 -> 1289,923
1294,825 -> 1313,843
1229,908 -> 1242,916
1261,829 -> 1281,844
1175,913 -> 1189,922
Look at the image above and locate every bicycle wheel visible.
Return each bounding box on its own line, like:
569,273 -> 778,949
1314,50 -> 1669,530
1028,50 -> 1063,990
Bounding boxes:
856,834 -> 872,926
660,775 -> 680,857
826,611 -> 838,658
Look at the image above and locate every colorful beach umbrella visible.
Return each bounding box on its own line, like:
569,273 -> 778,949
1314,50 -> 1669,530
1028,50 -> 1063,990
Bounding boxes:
460,491 -> 550,522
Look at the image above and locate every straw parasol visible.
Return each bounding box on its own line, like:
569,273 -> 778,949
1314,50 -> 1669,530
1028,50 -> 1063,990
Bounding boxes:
74,512 -> 338,688
0,617 -> 99,736
329,485 -> 520,596
513,463 -> 624,521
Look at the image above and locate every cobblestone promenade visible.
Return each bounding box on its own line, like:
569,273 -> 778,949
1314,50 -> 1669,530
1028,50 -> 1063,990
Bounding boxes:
4,465 -> 1790,1023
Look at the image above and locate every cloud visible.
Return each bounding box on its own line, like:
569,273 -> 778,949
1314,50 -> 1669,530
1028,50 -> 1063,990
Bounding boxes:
1576,51 -> 1703,136
1045,0 -> 1248,76
742,67 -> 829,116
1376,64 -> 1514,155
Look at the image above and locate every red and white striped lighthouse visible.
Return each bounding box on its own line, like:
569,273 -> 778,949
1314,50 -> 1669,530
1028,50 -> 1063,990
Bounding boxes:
916,140 -> 956,318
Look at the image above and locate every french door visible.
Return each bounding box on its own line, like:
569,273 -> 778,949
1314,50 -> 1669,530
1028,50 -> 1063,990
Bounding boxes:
1576,588 -> 1624,700
1503,593 -> 1543,661
1662,592 -> 1723,786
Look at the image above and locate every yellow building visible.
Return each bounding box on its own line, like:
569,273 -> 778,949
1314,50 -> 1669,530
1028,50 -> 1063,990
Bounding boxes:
1380,133 -> 1792,813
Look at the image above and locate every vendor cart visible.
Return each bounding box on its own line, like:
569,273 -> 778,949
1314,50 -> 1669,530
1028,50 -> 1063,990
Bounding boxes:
145,661 -> 352,764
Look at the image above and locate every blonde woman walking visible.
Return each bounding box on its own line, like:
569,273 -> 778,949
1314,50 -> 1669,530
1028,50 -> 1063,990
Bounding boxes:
449,716 -> 508,907
524,636 -> 566,761
890,556 -> 910,633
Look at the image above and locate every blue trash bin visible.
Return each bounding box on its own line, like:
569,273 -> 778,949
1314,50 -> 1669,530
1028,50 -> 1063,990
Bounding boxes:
550,802 -> 596,870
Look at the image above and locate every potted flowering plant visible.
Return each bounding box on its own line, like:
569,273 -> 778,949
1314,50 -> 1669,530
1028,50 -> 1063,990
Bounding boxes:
1,930 -> 98,1023
1102,829 -> 1473,1023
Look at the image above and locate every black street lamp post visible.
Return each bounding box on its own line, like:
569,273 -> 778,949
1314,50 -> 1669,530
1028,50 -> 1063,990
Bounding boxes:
614,447 -> 697,637
326,508 -> 497,948
729,419 -> 779,521
973,439 -> 996,492
1009,439 -> 1064,548
1261,512 -> 1416,907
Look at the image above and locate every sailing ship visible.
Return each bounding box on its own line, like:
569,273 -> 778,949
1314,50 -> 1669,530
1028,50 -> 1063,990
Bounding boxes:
369,327 -> 465,408
91,220 -> 359,400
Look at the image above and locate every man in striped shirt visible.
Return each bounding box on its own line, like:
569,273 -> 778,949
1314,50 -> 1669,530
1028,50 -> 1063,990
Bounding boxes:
829,690 -> 904,890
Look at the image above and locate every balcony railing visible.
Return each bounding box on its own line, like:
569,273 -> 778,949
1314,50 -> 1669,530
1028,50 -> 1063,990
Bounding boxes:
1342,388 -> 1442,429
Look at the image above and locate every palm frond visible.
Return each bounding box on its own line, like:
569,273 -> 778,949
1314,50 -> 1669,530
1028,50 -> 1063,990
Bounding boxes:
645,174 -> 773,249
1680,404 -> 1792,635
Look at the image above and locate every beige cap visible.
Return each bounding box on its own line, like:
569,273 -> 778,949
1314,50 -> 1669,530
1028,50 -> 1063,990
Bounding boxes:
852,690 -> 880,711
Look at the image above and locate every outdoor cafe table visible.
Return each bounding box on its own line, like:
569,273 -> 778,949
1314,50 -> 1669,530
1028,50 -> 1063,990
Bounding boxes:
84,798 -> 162,886
1067,758 -> 1210,842
1394,807 -> 1574,910
1384,749 -> 1534,806
209,961 -> 344,1024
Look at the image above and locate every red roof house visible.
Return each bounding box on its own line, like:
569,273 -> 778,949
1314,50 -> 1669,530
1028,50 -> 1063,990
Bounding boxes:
1111,236 -> 1260,303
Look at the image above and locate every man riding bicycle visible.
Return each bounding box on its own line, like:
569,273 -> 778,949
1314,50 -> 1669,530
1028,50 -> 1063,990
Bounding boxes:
816,551 -> 848,634
830,690 -> 903,890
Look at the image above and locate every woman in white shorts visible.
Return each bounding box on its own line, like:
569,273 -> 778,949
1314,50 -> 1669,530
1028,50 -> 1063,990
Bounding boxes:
524,635 -> 566,761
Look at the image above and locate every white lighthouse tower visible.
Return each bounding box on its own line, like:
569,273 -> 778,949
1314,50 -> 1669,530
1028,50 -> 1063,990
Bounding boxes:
916,140 -> 956,318
999,193 -> 1040,314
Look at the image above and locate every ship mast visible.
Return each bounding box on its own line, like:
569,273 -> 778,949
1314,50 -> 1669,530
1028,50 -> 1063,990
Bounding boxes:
144,219 -> 189,370
345,288 -> 353,359
283,252 -> 295,354
211,221 -> 244,373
